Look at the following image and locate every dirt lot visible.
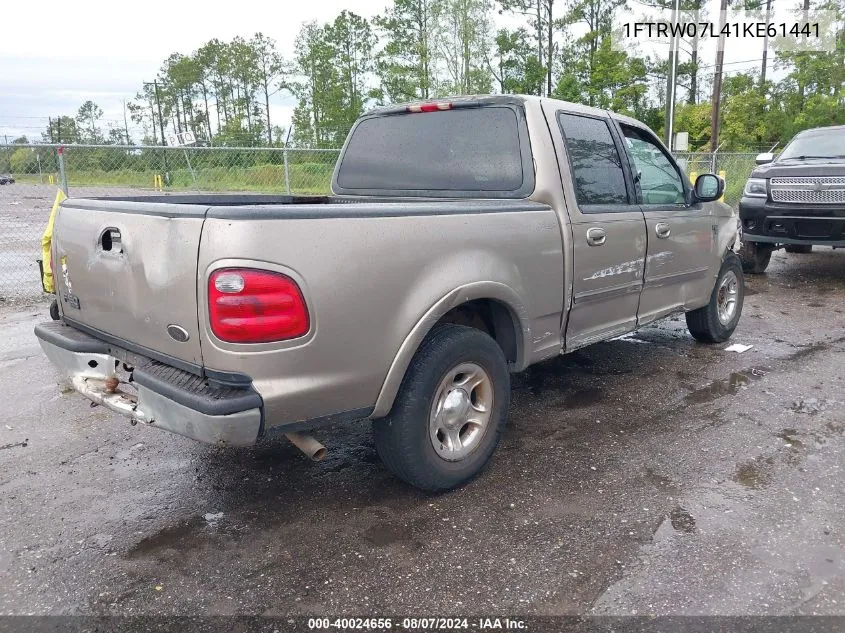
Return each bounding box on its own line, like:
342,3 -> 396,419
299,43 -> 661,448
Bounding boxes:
0,184 -> 843,622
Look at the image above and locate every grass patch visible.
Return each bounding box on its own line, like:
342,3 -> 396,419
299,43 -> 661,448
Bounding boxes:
14,163 -> 335,195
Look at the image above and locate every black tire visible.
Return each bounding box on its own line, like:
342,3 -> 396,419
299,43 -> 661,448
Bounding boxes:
686,255 -> 745,343
49,299 -> 60,320
373,324 -> 510,492
739,241 -> 772,274
784,244 -> 812,254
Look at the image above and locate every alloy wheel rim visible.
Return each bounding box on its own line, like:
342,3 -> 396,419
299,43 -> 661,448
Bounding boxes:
717,270 -> 740,325
429,362 -> 493,461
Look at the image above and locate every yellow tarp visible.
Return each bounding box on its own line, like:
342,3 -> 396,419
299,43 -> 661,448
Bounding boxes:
41,190 -> 67,294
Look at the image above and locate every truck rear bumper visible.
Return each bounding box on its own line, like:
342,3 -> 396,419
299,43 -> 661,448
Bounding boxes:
34,321 -> 262,446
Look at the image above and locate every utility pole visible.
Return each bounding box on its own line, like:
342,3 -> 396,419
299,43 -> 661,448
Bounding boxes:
710,0 -> 729,152
122,99 -> 131,145
761,0 -> 773,87
664,0 -> 681,149
49,116 -> 54,143
144,80 -> 169,180
797,0 -> 810,105
153,81 -> 167,147
546,0 -> 553,98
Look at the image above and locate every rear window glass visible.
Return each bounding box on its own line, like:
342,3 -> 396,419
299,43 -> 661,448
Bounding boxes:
559,113 -> 629,206
336,107 -> 525,192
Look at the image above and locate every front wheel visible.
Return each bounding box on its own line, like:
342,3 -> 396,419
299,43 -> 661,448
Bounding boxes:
373,324 -> 510,491
785,244 -> 812,254
740,241 -> 772,274
686,255 -> 745,343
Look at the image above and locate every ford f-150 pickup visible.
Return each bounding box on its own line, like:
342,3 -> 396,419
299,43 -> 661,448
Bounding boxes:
35,95 -> 743,491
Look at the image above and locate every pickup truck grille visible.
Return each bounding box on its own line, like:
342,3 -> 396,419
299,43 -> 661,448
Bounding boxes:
770,177 -> 845,204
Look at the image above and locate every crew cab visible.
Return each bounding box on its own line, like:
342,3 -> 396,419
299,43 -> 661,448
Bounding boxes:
35,95 -> 743,491
739,125 -> 845,273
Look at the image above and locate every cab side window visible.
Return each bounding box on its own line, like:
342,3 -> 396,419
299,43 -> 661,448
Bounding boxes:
558,113 -> 629,207
621,125 -> 686,205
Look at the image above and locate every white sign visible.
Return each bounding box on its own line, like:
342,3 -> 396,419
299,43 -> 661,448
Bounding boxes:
167,131 -> 197,147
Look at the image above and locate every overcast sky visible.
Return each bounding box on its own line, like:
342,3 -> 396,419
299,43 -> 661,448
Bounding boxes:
0,0 -> 781,143
0,0 -> 388,141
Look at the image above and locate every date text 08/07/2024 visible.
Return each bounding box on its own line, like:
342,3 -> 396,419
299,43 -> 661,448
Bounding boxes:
307,617 -> 527,630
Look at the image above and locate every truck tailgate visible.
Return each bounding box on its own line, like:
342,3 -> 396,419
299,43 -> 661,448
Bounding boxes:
53,199 -> 206,369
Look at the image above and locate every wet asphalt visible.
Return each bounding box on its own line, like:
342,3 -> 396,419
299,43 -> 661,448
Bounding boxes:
0,246 -> 843,618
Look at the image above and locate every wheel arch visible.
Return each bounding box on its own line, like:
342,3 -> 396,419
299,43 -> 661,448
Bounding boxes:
370,282 -> 530,419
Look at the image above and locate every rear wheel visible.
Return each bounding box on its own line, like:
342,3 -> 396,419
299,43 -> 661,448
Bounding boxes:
740,241 -> 772,274
784,244 -> 812,254
686,255 -> 744,343
373,324 -> 510,491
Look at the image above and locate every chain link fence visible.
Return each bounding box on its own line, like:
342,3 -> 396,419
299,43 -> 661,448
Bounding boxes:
675,152 -> 759,206
1,143 -> 759,304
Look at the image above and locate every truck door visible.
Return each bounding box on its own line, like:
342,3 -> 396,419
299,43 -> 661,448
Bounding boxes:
614,122 -> 715,325
555,111 -> 648,351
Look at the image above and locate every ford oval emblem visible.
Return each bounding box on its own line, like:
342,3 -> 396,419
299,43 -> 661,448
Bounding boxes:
167,324 -> 190,343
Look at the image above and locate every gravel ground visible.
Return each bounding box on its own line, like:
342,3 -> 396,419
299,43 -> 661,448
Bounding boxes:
0,183 -> 153,306
0,185 -> 843,624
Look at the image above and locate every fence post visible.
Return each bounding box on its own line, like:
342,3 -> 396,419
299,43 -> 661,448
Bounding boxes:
37,152 -> 43,184
57,145 -> 69,196
283,149 -> 291,195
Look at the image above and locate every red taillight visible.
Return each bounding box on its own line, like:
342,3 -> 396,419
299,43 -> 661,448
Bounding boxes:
208,268 -> 309,343
407,102 -> 453,113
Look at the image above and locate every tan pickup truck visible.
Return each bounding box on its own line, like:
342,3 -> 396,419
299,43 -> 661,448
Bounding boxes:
35,95 -> 743,491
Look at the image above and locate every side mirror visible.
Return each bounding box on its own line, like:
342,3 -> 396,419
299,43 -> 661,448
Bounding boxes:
755,152 -> 774,165
695,173 -> 724,202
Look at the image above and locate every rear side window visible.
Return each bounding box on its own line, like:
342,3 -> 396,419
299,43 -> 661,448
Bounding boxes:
335,107 -> 527,194
558,113 -> 629,206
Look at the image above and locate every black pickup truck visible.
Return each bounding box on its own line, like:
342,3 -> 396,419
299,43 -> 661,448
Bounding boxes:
739,125 -> 845,273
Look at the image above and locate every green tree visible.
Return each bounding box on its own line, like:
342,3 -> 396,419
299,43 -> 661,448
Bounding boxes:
434,0 -> 494,95
252,32 -> 286,144
490,28 -> 545,94
374,0 -> 438,103
10,147 -> 39,173
42,116 -> 79,143
288,21 -> 341,147
498,0 -> 556,96
325,11 -> 376,130
76,101 -> 103,143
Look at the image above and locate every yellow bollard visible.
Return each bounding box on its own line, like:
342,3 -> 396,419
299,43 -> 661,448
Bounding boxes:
153,174 -> 163,191
718,170 -> 726,202
48,174 -> 55,185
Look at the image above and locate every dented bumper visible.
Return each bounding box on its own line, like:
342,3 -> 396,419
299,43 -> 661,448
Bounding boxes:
34,321 -> 262,446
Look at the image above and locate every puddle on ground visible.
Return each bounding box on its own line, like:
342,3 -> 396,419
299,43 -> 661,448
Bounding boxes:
669,506 -> 696,533
791,397 -> 835,415
362,523 -> 411,547
684,372 -> 752,405
644,467 -> 676,491
126,515 -> 217,558
565,387 -> 606,408
735,457 -> 775,489
788,342 -> 830,361
775,428 -> 805,449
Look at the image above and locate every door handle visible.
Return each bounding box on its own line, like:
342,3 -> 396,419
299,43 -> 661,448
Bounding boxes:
655,222 -> 671,239
586,227 -> 607,246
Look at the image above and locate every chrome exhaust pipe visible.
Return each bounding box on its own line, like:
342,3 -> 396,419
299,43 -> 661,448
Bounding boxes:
285,432 -> 327,462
